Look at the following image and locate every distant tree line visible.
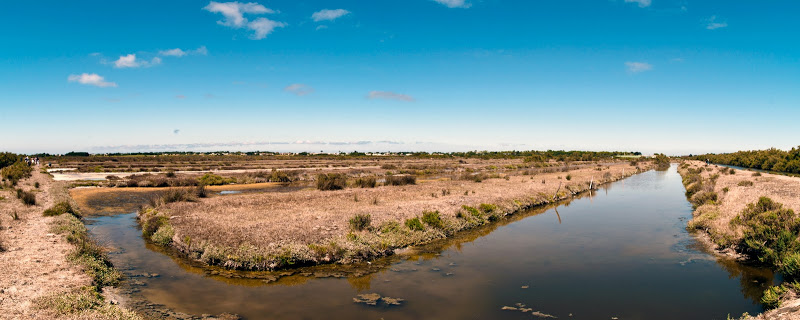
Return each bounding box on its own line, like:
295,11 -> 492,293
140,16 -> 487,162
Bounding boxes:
692,147 -> 800,174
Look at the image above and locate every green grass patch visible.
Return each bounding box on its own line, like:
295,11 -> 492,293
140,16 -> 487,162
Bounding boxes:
421,210 -> 444,229
44,201 -> 81,217
405,217 -> 424,231
349,214 -> 372,231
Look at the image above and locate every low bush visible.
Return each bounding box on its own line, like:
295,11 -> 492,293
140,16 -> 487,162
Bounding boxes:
349,214 -> 372,231
353,176 -> 377,188
566,174 -> 572,181
753,172 -> 762,177
0,161 -> 32,185
421,210 -> 444,229
761,285 -> 787,309
734,197 -> 800,265
316,173 -> 347,191
385,175 -> 416,186
781,252 -> 800,279
195,185 -> 208,198
44,201 -> 80,217
158,188 -> 197,205
16,188 -> 36,206
738,180 -> 754,187
405,217 -> 424,231
268,169 -> 292,183
198,173 -> 235,186
690,191 -> 718,207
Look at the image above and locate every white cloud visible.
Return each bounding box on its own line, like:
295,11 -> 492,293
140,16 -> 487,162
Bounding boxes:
203,1 -> 273,27
368,91 -> 415,102
247,18 -> 286,39
284,84 -> 314,96
68,73 -> 117,88
160,48 -> 187,57
624,0 -> 651,8
706,16 -> 728,30
316,25 -> 328,31
113,54 -> 161,68
625,62 -> 653,73
311,9 -> 350,22
432,0 -> 471,8
159,46 -> 209,57
203,2 -> 285,39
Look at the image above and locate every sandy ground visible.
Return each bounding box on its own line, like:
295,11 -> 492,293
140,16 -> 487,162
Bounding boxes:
154,162 -> 642,250
0,168 -> 93,318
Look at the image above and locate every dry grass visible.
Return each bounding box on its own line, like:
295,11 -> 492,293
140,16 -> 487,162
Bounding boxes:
681,160 -> 800,242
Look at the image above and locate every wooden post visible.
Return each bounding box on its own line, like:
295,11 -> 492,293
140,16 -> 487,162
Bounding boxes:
553,182 -> 562,201
589,176 -> 594,190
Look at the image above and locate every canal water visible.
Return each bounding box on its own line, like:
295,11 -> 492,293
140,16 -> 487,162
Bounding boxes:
85,165 -> 776,319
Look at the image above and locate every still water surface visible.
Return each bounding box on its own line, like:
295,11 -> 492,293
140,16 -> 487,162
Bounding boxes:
86,165 -> 776,319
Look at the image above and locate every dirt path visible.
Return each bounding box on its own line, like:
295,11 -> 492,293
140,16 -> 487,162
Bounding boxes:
0,167 -> 92,318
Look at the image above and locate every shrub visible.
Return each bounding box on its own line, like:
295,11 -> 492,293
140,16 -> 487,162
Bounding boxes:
34,182 -> 40,189
729,168 -> 736,174
405,218 -> 424,231
761,285 -> 787,309
269,169 -> 292,183
781,252 -> 800,279
380,221 -> 401,233
479,203 -> 497,214
735,197 -> 800,265
194,185 -> 208,198
690,191 -> 718,207
316,173 -> 347,191
385,175 -> 416,186
151,224 -> 175,246
738,180 -> 754,187
353,176 -> 377,188
1,162 -> 32,185
722,187 -> 730,193
421,210 -> 444,229
44,201 -> 80,217
460,205 -> 482,219
0,152 -> 19,169
158,188 -> 196,205
349,214 -> 372,231
198,173 -> 235,186
566,174 -> 572,181
753,172 -> 762,177
16,188 -> 36,206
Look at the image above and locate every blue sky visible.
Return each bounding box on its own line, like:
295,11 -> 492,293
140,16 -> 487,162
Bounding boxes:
1,0 -> 798,155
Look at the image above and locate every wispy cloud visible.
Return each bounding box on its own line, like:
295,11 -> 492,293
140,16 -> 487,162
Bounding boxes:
432,0 -> 471,8
624,0 -> 651,8
203,1 -> 273,27
203,1 -> 285,39
312,9 -> 350,22
173,129 -> 181,135
284,84 -> 314,96
625,61 -> 653,73
247,18 -> 287,39
113,54 -> 161,68
316,25 -> 328,31
68,73 -> 118,88
706,16 -> 728,30
159,46 -> 208,57
368,91 -> 415,102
